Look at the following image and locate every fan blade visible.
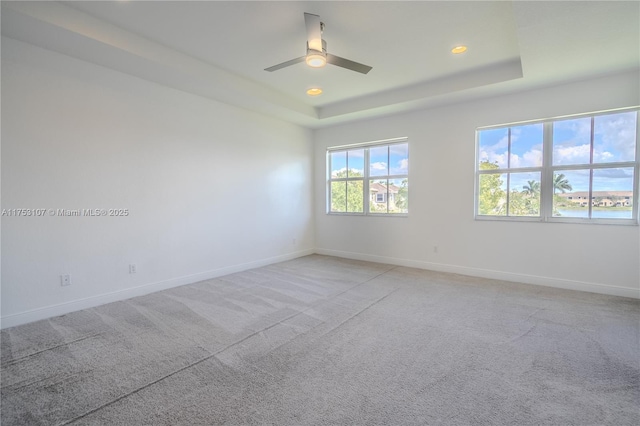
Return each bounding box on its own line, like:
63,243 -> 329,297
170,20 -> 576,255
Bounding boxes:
326,54 -> 372,74
264,56 -> 305,72
304,12 -> 323,51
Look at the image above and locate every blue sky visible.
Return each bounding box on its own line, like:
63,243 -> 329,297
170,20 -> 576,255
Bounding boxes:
478,111 -> 637,192
478,123 -> 543,169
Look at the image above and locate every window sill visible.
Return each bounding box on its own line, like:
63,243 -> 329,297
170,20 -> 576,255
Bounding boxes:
327,212 -> 409,218
475,215 -> 638,226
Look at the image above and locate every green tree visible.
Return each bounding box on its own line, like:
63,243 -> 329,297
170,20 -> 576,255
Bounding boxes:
552,173 -> 573,216
395,179 -> 409,212
553,173 -> 573,193
509,190 -> 540,216
331,170 -> 364,212
508,190 -> 526,215
513,180 -> 541,215
478,161 -> 506,215
522,180 -> 540,197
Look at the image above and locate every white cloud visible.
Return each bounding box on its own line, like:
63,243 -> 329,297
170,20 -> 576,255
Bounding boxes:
555,117 -> 592,140
348,149 -> 365,158
480,148 -> 542,169
479,150 -> 508,168
484,135 -> 509,153
331,167 -> 347,177
595,151 -> 614,162
552,112 -> 636,165
389,144 -> 408,156
509,151 -> 541,168
510,154 -> 522,168
595,112 -> 636,161
522,149 -> 543,167
371,162 -> 387,171
393,158 -> 408,174
553,144 -> 590,165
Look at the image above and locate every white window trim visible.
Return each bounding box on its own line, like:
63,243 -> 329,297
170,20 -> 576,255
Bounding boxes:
327,137 -> 409,217
475,107 -> 640,225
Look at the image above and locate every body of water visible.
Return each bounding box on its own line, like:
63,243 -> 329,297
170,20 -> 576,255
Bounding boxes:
556,209 -> 632,219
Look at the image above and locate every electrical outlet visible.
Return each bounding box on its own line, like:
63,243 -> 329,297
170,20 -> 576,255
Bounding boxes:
292,238 -> 297,246
129,264 -> 137,274
60,274 -> 71,286
433,246 -> 438,253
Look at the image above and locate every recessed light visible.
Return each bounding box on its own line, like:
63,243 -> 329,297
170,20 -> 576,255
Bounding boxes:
307,88 -> 323,96
451,45 -> 467,54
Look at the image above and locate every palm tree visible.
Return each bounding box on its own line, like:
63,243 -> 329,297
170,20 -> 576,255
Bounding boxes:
522,180 -> 540,197
553,174 -> 573,193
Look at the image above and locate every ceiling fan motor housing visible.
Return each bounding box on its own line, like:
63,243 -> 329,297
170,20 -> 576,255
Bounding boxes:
265,13 -> 371,73
306,39 -> 327,57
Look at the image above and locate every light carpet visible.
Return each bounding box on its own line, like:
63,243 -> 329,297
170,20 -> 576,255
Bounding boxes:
2,255 -> 639,425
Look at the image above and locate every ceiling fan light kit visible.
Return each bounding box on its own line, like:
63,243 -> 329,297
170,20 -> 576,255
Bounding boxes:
305,40 -> 327,68
306,54 -> 326,67
265,12 -> 372,74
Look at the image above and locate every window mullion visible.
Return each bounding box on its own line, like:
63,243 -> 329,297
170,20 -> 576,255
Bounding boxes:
541,121 -> 554,220
634,111 -> 640,221
505,128 -> 511,216
505,173 -> 511,216
326,151 -> 331,214
386,146 -> 391,213
345,151 -> 350,212
588,117 -> 595,219
364,148 -> 370,214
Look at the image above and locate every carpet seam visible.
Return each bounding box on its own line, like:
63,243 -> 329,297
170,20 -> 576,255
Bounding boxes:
60,266 -> 397,424
0,333 -> 104,370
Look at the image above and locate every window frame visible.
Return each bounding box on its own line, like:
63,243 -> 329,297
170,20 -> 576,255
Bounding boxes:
327,137 -> 409,216
475,107 -> 640,225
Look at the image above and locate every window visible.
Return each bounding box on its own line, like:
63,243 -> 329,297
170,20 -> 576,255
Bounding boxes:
476,108 -> 639,224
328,139 -> 408,215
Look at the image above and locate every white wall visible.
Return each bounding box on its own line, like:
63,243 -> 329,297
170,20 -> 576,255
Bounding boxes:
1,38 -> 315,327
2,37 -> 638,331
314,71 -> 640,298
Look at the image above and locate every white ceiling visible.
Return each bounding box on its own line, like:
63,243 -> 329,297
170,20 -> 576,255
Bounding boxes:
2,1 -> 639,128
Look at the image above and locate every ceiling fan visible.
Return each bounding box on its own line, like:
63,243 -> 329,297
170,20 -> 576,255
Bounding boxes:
264,13 -> 372,74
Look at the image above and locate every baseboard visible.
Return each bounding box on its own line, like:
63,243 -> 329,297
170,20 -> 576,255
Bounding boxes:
3,247 -> 637,329
315,248 -> 640,300
0,248 -> 315,329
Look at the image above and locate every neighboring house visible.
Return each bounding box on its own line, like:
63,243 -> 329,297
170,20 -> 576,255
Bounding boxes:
558,191 -> 633,207
370,182 -> 400,208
